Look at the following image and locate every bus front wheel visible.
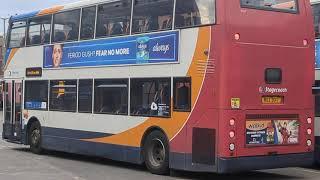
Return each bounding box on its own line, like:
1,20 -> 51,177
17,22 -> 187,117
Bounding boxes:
143,130 -> 169,175
29,121 -> 43,154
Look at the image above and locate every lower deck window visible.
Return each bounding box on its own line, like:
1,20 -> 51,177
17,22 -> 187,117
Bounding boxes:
174,77 -> 191,111
94,79 -> 128,115
25,81 -> 48,110
131,78 -> 171,117
50,80 -> 77,112
78,79 -> 93,113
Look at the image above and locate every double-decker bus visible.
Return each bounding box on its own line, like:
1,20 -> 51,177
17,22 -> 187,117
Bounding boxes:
2,0 -> 314,174
312,0 -> 320,164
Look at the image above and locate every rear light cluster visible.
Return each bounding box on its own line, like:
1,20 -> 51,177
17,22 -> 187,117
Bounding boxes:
229,118 -> 236,152
306,117 -> 312,147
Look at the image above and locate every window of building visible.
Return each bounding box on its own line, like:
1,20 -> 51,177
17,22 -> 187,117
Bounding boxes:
8,21 -> 27,48
96,0 -> 132,38
132,0 -> 174,34
131,78 -> 171,117
94,79 -> 128,115
313,4 -> 320,39
50,80 -> 77,112
175,0 -> 215,28
78,79 -> 93,113
240,0 -> 297,13
173,77 -> 191,111
52,9 -> 81,42
80,6 -> 96,40
25,81 -> 48,110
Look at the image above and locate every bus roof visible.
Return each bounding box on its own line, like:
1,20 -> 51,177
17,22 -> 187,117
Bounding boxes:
10,0 -> 112,22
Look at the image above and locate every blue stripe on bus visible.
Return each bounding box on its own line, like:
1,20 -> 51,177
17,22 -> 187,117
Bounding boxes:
41,135 -> 142,164
42,127 -> 113,140
10,11 -> 39,22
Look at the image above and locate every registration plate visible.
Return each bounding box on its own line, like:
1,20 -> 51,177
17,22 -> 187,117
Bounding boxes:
262,96 -> 283,104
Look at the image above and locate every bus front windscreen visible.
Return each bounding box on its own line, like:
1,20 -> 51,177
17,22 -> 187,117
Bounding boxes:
240,0 -> 298,12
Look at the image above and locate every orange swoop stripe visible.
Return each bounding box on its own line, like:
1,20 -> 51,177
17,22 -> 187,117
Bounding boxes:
82,27 -> 211,147
38,6 -> 64,16
4,48 -> 19,71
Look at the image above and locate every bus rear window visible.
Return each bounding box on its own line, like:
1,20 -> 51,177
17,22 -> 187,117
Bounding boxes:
240,0 -> 298,13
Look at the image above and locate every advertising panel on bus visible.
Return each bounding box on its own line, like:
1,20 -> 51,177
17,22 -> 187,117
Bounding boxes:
43,31 -> 179,68
246,120 -> 299,146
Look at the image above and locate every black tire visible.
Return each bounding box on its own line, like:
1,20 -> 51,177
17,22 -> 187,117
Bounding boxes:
29,121 -> 42,154
143,130 -> 170,175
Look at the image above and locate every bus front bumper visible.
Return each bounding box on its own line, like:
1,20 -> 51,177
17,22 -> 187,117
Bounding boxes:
218,152 -> 314,173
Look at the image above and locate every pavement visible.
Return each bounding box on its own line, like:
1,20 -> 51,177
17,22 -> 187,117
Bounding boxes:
0,112 -> 320,179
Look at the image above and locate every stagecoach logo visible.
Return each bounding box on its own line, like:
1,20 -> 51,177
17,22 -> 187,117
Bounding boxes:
259,86 -> 288,94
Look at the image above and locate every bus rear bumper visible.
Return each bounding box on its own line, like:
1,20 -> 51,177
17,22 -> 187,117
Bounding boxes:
218,152 -> 314,173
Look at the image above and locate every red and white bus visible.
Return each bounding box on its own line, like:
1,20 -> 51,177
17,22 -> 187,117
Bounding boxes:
2,0 -> 315,174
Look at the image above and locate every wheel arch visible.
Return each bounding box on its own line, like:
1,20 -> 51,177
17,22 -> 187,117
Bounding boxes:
140,126 -> 170,161
26,116 -> 41,145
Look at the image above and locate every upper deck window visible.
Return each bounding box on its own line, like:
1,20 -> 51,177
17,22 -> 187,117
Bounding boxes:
132,0 -> 174,34
240,0 -> 298,13
80,6 -> 96,40
96,0 -> 131,38
175,0 -> 215,28
8,21 -> 27,48
52,9 -> 81,43
27,15 -> 52,46
312,3 -> 320,39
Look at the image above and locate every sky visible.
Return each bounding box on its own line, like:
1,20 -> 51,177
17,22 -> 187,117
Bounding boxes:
0,0 -> 79,36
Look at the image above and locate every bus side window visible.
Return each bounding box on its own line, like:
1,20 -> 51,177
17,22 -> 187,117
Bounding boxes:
94,79 -> 128,115
78,79 -> 93,113
312,4 -> 320,39
313,81 -> 320,117
96,0 -> 131,38
53,9 -> 81,43
130,78 -> 171,117
132,0 -> 174,34
25,81 -> 49,110
27,15 -> 52,46
173,77 -> 191,112
8,21 -> 27,48
80,6 -> 96,40
175,0 -> 215,28
50,80 -> 77,112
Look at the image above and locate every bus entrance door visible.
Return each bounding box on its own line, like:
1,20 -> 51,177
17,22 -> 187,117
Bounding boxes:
3,80 -> 23,142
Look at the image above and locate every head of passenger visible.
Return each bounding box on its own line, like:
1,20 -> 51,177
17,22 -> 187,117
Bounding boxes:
52,44 -> 63,68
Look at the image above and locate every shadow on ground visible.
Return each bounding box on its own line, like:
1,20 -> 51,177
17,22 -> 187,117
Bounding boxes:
12,147 -> 302,180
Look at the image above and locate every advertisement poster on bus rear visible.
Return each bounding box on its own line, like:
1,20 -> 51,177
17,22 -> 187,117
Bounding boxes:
246,120 -> 299,146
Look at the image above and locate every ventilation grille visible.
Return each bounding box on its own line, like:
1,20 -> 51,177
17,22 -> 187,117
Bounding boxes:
196,59 -> 215,77
192,128 -> 216,165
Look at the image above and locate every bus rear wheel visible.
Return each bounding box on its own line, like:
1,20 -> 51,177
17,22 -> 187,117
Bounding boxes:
143,130 -> 169,175
29,122 -> 43,154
